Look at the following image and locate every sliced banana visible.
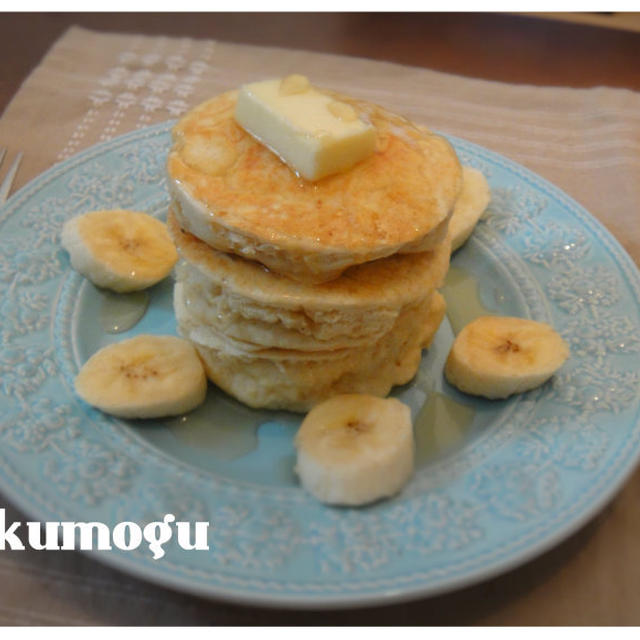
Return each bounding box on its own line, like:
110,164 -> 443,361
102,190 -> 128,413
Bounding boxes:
75,335 -> 207,419
449,166 -> 490,252
444,316 -> 569,399
294,394 -> 414,506
61,209 -> 178,292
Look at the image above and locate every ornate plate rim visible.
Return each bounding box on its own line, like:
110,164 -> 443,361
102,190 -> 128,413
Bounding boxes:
0,122 -> 639,609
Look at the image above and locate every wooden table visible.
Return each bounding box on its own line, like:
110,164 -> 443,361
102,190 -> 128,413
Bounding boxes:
1,12 -> 639,626
2,12 -> 640,117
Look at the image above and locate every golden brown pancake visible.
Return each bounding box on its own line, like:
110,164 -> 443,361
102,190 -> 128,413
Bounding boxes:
168,209 -> 449,351
167,209 -> 450,313
167,89 -> 461,283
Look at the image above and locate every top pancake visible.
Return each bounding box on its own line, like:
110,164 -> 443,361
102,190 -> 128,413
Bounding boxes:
167,89 -> 462,283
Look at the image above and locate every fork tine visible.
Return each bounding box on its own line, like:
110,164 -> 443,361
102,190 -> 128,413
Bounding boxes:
0,151 -> 23,204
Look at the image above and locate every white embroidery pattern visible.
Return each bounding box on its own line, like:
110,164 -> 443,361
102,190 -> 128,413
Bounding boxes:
57,37 -> 215,161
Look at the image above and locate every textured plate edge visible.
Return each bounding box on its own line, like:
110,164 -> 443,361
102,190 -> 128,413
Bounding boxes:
0,124 -> 639,609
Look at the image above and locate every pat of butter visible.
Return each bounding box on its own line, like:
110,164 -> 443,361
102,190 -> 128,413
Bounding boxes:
234,75 -> 376,181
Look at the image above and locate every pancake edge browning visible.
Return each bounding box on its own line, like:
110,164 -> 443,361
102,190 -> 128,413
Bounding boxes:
168,89 -> 461,283
167,208 -> 451,313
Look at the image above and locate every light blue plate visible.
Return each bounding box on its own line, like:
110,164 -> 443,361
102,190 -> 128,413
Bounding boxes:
1,122 -> 639,608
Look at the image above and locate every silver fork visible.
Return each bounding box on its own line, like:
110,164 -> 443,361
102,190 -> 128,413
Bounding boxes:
0,149 -> 24,204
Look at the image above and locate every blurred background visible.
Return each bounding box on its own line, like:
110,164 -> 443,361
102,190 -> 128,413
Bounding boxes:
2,11 -> 640,116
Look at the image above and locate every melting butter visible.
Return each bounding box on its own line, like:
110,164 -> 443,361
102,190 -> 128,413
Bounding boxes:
234,76 -> 376,181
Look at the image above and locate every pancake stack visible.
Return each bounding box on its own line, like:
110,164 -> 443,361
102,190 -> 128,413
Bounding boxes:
166,88 -> 462,411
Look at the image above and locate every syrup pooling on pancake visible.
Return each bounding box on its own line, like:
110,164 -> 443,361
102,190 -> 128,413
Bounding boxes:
167,90 -> 462,283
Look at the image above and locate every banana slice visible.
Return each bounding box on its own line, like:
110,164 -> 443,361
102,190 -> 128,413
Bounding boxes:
61,209 -> 178,292
449,166 -> 490,252
294,394 -> 414,506
75,335 -> 207,418
444,316 -> 569,399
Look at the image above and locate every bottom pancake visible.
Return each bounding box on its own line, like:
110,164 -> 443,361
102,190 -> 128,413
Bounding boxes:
174,280 -> 434,358
179,292 -> 446,412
